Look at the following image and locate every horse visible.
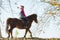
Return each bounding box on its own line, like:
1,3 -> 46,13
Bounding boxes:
6,14 -> 38,38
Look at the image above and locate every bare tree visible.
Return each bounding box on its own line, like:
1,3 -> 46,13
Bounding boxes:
0,10 -> 2,38
0,26 -> 2,38
8,0 -> 14,16
0,0 -> 2,38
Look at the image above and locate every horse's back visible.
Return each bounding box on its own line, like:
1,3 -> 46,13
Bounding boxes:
7,18 -> 21,24
7,18 -> 20,21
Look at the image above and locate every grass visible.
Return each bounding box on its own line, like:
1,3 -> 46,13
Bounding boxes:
0,37 -> 60,40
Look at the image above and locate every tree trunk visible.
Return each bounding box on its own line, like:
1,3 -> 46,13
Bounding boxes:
0,26 -> 2,38
0,0 -> 2,38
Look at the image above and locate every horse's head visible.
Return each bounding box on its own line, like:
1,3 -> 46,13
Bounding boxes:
32,14 -> 38,23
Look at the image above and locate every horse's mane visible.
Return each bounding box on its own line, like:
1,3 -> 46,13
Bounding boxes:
26,14 -> 37,18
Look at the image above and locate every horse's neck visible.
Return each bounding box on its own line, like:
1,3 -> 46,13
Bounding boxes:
29,17 -> 34,23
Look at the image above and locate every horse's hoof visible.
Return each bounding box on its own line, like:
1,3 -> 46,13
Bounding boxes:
8,36 -> 9,38
24,36 -> 26,37
11,37 -> 13,38
23,36 -> 26,38
30,35 -> 32,38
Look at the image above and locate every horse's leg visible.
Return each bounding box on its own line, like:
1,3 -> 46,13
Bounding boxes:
10,31 -> 13,38
8,28 -> 13,38
8,31 -> 13,38
10,28 -> 14,38
8,32 -> 10,38
6,25 -> 10,38
29,30 -> 32,37
24,29 -> 28,37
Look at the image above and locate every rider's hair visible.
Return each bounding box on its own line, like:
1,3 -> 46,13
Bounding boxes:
21,5 -> 24,8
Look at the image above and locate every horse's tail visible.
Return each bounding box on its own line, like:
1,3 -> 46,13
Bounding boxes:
6,19 -> 10,33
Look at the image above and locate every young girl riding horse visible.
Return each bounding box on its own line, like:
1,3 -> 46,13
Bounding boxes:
20,5 -> 26,18
19,5 -> 29,26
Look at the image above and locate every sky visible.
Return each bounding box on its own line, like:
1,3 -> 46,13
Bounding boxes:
0,0 -> 60,38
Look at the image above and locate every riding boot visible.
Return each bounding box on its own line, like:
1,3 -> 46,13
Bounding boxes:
25,18 -> 29,26
21,18 -> 29,26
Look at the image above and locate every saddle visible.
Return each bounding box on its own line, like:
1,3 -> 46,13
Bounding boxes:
21,17 -> 29,26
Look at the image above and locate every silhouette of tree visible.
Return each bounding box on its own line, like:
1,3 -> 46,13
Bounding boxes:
0,26 -> 2,38
0,0 -> 2,38
8,0 -> 14,16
